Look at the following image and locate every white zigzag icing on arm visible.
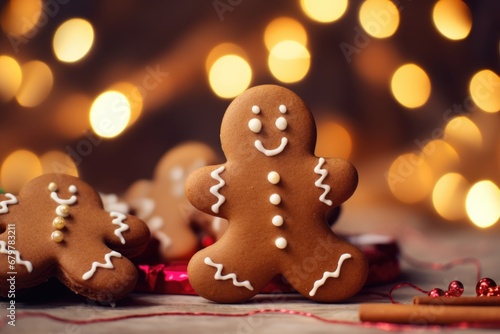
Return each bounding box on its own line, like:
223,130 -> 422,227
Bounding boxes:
82,251 -> 122,280
314,157 -> 333,206
110,212 -> 129,244
0,240 -> 33,272
0,194 -> 18,214
309,253 -> 351,296
204,257 -> 254,291
209,166 -> 226,214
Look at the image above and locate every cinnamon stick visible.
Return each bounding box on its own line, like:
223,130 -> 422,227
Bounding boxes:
414,296 -> 500,306
359,304 -> 500,325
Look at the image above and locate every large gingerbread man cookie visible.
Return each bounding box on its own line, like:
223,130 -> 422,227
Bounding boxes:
186,85 -> 368,303
0,174 -> 150,301
126,142 -> 226,261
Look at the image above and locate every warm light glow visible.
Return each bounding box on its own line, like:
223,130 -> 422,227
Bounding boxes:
444,116 -> 482,149
421,140 -> 459,177
209,55 -> 252,99
300,0 -> 348,23
206,43 -> 247,74
359,0 -> 400,38
109,82 -> 143,126
264,17 -> 307,50
1,150 -> 42,193
355,43 -> 399,86
40,151 -> 79,177
432,173 -> 469,221
315,120 -> 353,159
466,180 -> 500,228
54,94 -> 92,139
90,91 -> 131,138
15,60 -> 53,107
432,0 -> 472,41
0,0 -> 42,36
469,69 -> 500,113
268,40 -> 310,83
0,55 -> 22,102
387,153 -> 434,203
391,63 -> 431,108
53,18 -> 95,63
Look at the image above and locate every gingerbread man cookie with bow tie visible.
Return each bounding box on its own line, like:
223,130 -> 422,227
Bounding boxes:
186,85 -> 368,303
0,174 -> 150,301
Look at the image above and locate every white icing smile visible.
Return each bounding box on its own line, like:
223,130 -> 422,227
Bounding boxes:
254,137 -> 288,157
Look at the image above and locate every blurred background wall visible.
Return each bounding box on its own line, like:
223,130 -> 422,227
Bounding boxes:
0,0 -> 498,232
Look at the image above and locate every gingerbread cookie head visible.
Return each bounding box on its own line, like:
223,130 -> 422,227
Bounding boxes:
0,174 -> 150,301
186,85 -> 367,303
126,142 -> 225,261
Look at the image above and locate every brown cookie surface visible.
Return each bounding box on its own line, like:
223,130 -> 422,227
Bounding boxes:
126,142 -> 226,262
186,85 -> 368,303
0,174 -> 150,301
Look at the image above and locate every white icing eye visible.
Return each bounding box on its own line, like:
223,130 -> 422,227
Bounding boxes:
69,185 -> 77,194
275,117 -> 287,131
275,237 -> 287,249
279,104 -> 287,113
251,105 -> 260,114
248,118 -> 262,133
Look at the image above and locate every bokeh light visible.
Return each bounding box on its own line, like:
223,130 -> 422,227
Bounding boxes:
264,17 -> 307,50
109,82 -> 143,126
355,43 -> 399,86
359,0 -> 400,38
432,0 -> 472,41
391,63 -> 431,108
15,60 -> 54,107
421,140 -> 459,177
40,151 -> 79,177
209,54 -> 252,98
444,116 -> 482,149
387,153 -> 434,203
469,69 -> 500,113
268,40 -> 310,83
53,18 -> 95,63
432,173 -> 469,221
1,149 -> 42,193
466,180 -> 500,228
0,55 -> 22,102
90,91 -> 131,138
0,0 -> 42,36
300,0 -> 348,23
315,120 -> 353,159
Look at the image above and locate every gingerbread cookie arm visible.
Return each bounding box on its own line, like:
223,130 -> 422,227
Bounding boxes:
101,210 -> 151,258
314,157 -> 358,208
185,164 -> 229,218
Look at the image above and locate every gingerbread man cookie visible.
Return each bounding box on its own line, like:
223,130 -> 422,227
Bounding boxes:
126,142 -> 226,261
0,174 -> 150,301
186,85 -> 368,303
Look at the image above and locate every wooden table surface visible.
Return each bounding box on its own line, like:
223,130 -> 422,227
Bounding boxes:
2,218 -> 499,334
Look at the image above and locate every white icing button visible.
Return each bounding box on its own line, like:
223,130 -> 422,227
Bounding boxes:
272,215 -> 284,227
252,105 -> 260,114
248,118 -> 262,133
275,237 -> 287,249
275,117 -> 287,131
279,104 -> 287,113
267,171 -> 280,184
69,185 -> 77,194
269,194 -> 281,205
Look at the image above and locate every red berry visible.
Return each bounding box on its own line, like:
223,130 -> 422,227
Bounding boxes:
476,278 -> 496,296
447,280 -> 464,297
428,288 -> 445,297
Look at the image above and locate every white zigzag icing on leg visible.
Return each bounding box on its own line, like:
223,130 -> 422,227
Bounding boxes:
309,253 -> 351,296
204,257 -> 253,290
82,251 -> 122,280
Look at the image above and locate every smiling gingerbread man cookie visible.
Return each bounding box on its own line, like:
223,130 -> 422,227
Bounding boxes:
0,174 -> 150,301
186,85 -> 368,303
